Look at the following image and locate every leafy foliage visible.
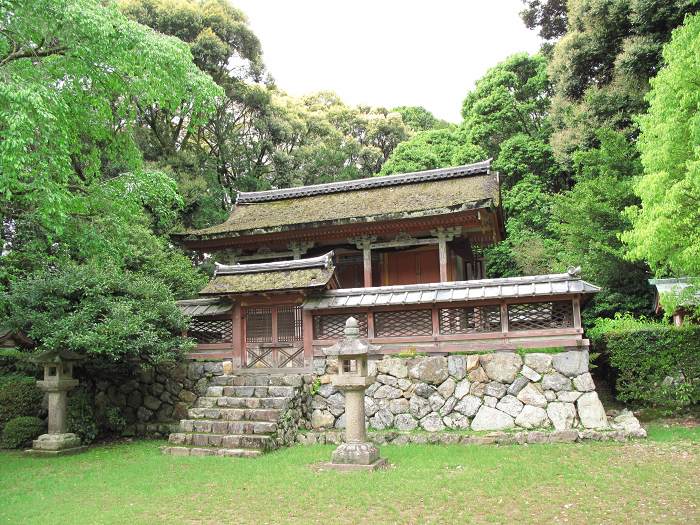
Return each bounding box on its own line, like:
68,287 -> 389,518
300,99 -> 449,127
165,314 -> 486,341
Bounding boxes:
590,315 -> 700,411
67,388 -> 98,444
4,262 -> 194,368
520,0 -> 568,41
624,13 -> 700,276
1,416 -> 45,449
0,375 -> 43,430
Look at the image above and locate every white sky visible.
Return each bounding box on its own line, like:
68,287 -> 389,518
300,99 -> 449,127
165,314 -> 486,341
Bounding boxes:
232,0 -> 543,123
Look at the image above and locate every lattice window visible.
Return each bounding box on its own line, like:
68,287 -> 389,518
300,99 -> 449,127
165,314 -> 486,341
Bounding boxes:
313,313 -> 368,340
277,305 -> 303,342
439,305 -> 501,334
189,318 -> 232,344
507,301 -> 574,331
374,310 -> 433,337
245,307 -> 272,343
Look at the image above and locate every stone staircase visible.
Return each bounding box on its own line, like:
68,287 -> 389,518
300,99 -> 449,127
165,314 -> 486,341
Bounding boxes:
162,373 -> 308,457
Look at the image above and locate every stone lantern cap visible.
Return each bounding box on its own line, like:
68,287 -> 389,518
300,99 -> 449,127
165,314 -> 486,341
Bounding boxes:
322,317 -> 379,357
33,349 -> 85,365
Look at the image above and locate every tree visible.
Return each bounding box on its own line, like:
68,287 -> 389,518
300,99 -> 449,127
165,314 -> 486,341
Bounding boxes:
462,53 -> 551,157
0,0 -> 216,367
624,13 -> 700,276
552,130 -> 651,320
520,0 -> 568,41
379,128 -> 486,175
392,106 -> 449,132
547,0 -> 699,163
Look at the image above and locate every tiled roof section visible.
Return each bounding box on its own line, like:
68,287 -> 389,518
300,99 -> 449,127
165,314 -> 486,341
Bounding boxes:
178,163 -> 499,238
176,298 -> 233,317
649,277 -> 700,305
303,269 -> 599,310
214,252 -> 333,276
200,252 -> 336,295
237,160 -> 491,203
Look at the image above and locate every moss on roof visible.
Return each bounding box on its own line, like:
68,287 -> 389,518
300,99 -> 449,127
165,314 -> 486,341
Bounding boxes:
181,173 -> 498,238
199,267 -> 335,295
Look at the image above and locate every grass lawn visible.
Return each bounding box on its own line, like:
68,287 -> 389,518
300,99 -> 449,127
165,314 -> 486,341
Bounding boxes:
1,424 -> 698,524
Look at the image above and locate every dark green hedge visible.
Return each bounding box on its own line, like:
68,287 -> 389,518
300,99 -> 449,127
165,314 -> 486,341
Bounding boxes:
0,375 -> 43,429
2,416 -> 45,449
591,320 -> 700,411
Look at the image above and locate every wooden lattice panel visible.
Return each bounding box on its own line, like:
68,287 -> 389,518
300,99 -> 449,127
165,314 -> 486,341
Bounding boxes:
313,313 -> 368,340
374,309 -> 433,337
189,318 -> 232,344
439,305 -> 501,334
245,345 -> 304,368
507,301 -> 574,331
245,307 -> 272,343
277,305 -> 303,342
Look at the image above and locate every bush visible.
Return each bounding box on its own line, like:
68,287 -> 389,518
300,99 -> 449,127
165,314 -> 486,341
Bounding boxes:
0,348 -> 36,376
590,315 -> 700,412
0,375 -> 43,429
67,388 -> 98,444
2,416 -> 45,448
102,406 -> 127,435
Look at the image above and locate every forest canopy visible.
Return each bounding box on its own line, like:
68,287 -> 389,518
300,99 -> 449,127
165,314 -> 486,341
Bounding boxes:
1,0 -> 699,367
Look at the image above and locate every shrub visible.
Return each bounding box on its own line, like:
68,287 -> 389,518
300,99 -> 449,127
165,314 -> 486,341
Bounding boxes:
590,315 -> 700,411
103,406 -> 127,435
0,375 -> 43,429
2,416 -> 45,449
0,348 -> 36,376
67,388 -> 98,444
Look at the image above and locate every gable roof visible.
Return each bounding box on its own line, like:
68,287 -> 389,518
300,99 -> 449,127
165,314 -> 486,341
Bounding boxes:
303,268 -> 600,310
176,160 -> 498,240
176,297 -> 233,317
200,252 -> 336,295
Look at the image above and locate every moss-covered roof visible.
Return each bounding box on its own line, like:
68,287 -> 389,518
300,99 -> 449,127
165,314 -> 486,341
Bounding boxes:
177,165 -> 498,239
200,267 -> 335,295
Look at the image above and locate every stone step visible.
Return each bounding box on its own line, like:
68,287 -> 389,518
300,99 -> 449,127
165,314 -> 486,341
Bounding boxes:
199,396 -> 290,410
169,432 -> 273,450
161,446 -> 262,458
188,407 -> 282,422
204,385 -> 297,398
208,374 -> 305,387
180,419 -> 277,435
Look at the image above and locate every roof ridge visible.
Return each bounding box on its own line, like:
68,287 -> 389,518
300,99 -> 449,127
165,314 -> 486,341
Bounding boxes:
214,251 -> 334,276
235,159 -> 492,204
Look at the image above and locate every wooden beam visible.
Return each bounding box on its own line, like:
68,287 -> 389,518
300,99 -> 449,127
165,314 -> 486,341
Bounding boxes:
302,309 -> 314,367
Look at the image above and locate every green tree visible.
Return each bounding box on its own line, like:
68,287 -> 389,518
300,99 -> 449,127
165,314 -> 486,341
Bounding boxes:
520,0 -> 568,41
462,53 -> 551,157
548,0 -> 698,163
392,106 -> 449,132
380,128 -> 486,175
624,13 -> 700,276
552,130 -> 651,319
0,0 -> 216,367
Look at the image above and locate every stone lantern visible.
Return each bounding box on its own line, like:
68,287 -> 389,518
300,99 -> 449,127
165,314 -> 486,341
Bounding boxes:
322,317 -> 387,471
26,349 -> 86,456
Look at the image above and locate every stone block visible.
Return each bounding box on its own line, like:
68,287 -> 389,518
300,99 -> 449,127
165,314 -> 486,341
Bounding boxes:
420,412 -> 445,432
547,402 -> 576,431
377,357 -> 408,378
408,357 -> 449,385
516,383 -> 547,408
454,379 -> 471,399
496,395 -> 524,418
437,378 -> 456,399
484,381 -> 507,399
515,405 -> 548,429
520,365 -> 542,382
394,413 -> 418,431
447,355 -> 467,380
577,392 -> 608,429
454,395 -> 482,417
409,395 -> 431,418
552,350 -> 589,377
541,372 -> 572,392
471,406 -> 515,431
573,372 -> 595,392
480,352 -> 523,383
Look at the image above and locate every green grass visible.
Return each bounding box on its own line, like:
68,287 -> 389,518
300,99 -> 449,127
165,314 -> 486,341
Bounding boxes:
1,425 -> 698,524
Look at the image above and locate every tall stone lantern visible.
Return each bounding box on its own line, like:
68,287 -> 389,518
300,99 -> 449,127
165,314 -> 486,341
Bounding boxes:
322,317 -> 387,471
26,349 -> 87,456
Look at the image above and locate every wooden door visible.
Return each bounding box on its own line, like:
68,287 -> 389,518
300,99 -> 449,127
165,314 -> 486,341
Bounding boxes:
243,305 -> 304,368
385,247 -> 440,285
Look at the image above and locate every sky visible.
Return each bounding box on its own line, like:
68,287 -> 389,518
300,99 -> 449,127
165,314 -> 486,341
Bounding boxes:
232,0 -> 543,123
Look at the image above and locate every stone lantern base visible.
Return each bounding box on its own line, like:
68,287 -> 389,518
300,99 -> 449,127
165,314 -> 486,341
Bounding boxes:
323,442 -> 388,471
25,433 -> 86,457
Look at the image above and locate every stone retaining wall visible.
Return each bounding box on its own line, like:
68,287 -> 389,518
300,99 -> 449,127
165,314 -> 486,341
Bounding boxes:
310,350 -> 618,434
80,361 -> 226,437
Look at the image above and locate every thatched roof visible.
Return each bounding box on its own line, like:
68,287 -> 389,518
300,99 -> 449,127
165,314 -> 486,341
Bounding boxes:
200,252 -> 336,295
176,161 -> 498,240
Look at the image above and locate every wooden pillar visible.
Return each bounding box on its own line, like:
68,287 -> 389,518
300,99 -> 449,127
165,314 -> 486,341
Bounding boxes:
302,309 -> 314,367
500,303 -> 509,335
438,236 -> 448,283
363,245 -> 372,287
352,237 -> 375,288
232,303 -> 243,369
572,297 -> 582,329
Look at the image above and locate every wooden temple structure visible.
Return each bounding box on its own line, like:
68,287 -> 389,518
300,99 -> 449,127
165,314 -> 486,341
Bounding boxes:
174,160 -> 599,371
